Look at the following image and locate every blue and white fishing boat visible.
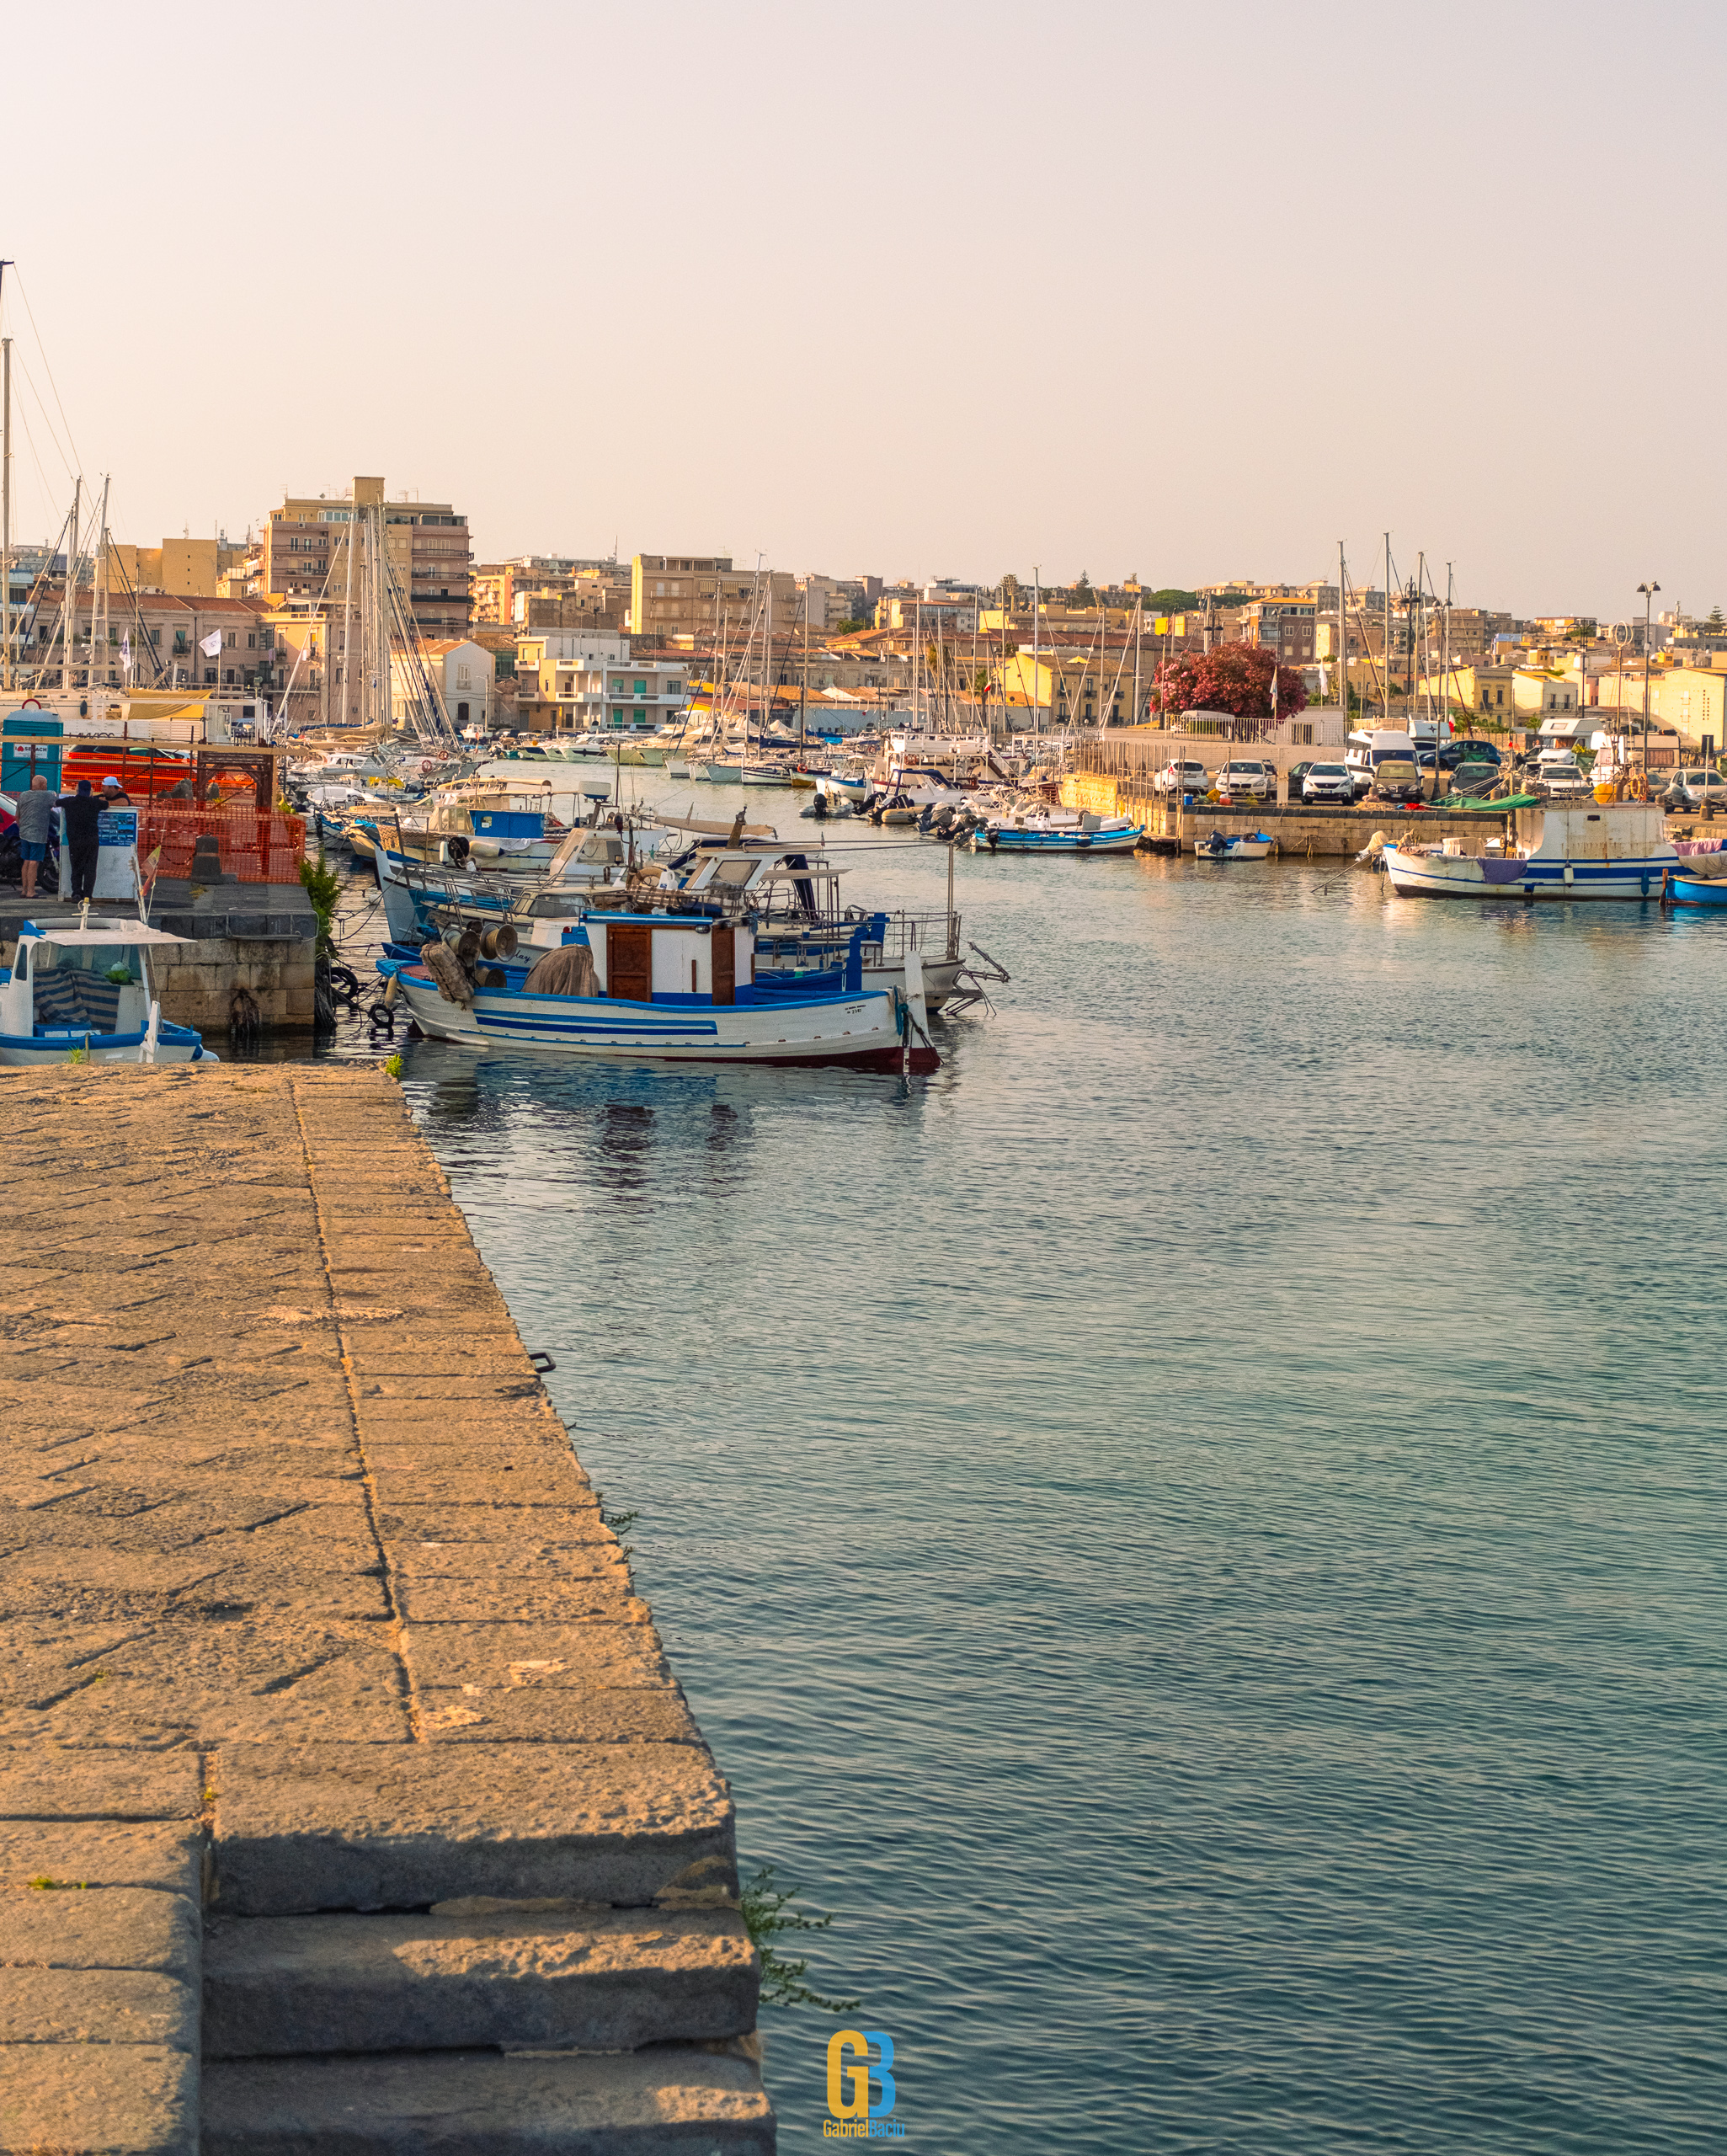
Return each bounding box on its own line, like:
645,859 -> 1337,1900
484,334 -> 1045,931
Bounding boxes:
391,905 -> 937,1072
1195,830 -> 1274,861
973,806 -> 1143,855
0,916 -> 216,1065
1384,802 -> 1677,899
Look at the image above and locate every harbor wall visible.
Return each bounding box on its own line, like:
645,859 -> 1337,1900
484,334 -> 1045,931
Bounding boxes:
1059,770 -> 1518,857
0,1066 -> 772,2154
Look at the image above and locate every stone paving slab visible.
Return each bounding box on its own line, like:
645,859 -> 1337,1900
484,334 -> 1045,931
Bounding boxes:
0,2042 -> 197,2155
203,1905 -> 757,2057
0,1067 -> 758,2144
0,1966 -> 195,2047
210,1742 -> 737,1914
200,2047 -> 773,2155
0,1822 -> 201,1895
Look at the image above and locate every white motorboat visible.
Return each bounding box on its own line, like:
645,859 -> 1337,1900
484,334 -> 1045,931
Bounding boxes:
1194,830 -> 1275,861
1383,802 -> 1677,899
0,916 -> 216,1065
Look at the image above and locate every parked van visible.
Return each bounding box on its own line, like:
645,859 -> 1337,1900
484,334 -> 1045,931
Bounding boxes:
1345,728 -> 1422,799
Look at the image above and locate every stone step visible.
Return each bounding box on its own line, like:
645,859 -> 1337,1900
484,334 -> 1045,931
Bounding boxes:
200,2045 -> 776,2153
203,1903 -> 758,2058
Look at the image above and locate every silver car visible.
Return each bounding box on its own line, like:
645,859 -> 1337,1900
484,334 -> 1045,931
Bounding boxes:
1662,768 -> 1727,809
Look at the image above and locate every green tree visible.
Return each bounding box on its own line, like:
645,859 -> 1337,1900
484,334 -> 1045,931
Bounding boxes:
1073,571 -> 1093,607
1708,605 -> 1725,632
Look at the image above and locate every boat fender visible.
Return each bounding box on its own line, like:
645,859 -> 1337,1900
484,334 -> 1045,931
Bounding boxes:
1563,862 -> 1574,886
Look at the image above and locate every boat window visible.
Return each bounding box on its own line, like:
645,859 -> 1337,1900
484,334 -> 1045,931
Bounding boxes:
711,859 -> 757,886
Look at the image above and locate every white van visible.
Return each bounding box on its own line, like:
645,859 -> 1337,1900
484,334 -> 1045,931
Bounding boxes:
1345,728 -> 1421,798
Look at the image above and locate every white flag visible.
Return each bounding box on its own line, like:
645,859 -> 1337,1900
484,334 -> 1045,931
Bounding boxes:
1269,662 -> 1278,721
200,628 -> 223,658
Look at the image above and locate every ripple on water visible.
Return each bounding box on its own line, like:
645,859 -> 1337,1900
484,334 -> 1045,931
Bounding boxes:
393,819 -> 1725,2154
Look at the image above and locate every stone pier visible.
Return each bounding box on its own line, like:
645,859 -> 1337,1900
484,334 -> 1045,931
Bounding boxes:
0,1066 -> 773,2153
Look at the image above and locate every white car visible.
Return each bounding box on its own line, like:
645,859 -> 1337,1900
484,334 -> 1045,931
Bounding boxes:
1153,760 -> 1213,798
1301,761 -> 1356,803
1214,759 -> 1276,801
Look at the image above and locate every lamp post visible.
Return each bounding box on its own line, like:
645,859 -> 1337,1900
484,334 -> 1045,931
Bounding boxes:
1637,580 -> 1660,780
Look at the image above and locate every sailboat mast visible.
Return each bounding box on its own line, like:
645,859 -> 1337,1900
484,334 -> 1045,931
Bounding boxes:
64,483 -> 81,690
1382,531 -> 1391,725
1337,540 -> 1346,714
800,586 -> 808,747
93,476 -> 110,709
1031,567 -> 1041,737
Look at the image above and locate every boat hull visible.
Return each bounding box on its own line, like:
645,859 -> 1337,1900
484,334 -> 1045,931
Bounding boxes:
395,970 -> 936,1070
979,824 -> 1143,854
1669,874 -> 1727,905
0,1027 -> 213,1066
1384,848 -> 1674,899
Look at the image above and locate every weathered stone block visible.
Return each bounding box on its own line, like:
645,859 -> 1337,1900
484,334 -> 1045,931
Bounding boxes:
200,2047 -> 771,2154
0,2041 -> 197,2154
0,1966 -> 195,2047
0,1823 -> 201,1897
203,1905 -> 756,2057
211,1742 -> 735,1914
0,1885 -> 198,1977
0,1753 -> 201,1824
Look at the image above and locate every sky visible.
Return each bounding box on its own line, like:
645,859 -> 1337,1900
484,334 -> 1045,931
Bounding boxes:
3,0 -> 1724,619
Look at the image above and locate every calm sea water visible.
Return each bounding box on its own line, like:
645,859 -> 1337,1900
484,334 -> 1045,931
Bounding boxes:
338,781 -> 1727,2152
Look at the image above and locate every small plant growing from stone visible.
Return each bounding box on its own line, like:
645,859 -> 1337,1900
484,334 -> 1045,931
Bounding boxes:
740,1866 -> 860,2014
594,1490 -> 639,1557
383,1053 -> 403,1079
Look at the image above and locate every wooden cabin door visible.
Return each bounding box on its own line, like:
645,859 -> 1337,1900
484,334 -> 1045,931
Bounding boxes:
711,926 -> 736,1006
608,923 -> 652,1003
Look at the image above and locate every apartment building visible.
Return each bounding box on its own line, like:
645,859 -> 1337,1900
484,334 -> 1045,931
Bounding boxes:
631,555 -> 797,638
259,478 -> 472,639
514,632 -> 687,734
391,640 -> 497,731
107,536 -> 250,597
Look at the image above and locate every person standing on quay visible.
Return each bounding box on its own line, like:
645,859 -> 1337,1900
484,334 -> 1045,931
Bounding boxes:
58,779 -> 104,905
14,774 -> 56,901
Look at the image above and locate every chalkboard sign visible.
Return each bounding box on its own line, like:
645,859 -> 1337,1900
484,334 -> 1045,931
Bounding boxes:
97,809 -> 138,847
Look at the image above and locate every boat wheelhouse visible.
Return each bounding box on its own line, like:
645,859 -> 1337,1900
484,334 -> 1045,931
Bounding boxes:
0,918 -> 216,1065
1383,802 -> 1677,899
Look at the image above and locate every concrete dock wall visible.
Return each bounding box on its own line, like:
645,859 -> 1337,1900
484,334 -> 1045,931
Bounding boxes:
0,1067 -> 772,2153
1060,770 -> 1518,857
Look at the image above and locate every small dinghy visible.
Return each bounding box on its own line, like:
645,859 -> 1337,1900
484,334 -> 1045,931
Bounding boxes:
1194,830 -> 1274,861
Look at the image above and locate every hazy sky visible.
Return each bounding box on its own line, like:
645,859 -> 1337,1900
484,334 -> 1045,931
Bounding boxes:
3,1 -> 1723,618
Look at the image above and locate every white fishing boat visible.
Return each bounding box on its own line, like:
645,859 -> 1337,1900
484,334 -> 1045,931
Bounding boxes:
1194,830 -> 1275,861
392,909 -> 937,1071
0,917 -> 216,1065
740,760 -> 790,786
1383,801 -> 1677,899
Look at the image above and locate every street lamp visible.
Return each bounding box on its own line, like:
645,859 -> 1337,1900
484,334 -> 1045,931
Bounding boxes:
1637,580 -> 1660,782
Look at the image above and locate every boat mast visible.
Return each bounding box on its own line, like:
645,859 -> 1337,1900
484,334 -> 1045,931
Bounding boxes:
64,481 -> 81,691
1031,566 -> 1041,738
799,584 -> 808,748
1133,596 -> 1142,730
93,475 -> 110,711
1382,532 -> 1391,725
341,494 -> 355,728
1337,540 -> 1346,717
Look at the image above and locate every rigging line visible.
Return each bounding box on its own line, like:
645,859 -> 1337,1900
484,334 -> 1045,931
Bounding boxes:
9,376 -> 67,512
10,270 -> 83,477
11,347 -> 77,485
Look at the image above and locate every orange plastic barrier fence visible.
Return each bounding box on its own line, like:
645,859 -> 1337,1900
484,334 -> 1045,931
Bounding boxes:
137,806 -> 306,887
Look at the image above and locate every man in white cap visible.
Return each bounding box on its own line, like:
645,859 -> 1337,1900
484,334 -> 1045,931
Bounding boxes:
100,774 -> 134,808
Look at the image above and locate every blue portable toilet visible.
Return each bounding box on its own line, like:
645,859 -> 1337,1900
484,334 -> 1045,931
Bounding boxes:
2,711 -> 64,797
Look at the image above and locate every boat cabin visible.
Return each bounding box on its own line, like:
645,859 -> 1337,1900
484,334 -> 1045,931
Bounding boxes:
0,918 -> 196,1057
583,913 -> 756,1006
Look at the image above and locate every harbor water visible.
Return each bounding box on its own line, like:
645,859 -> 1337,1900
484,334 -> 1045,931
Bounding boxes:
347,782 -> 1724,2152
